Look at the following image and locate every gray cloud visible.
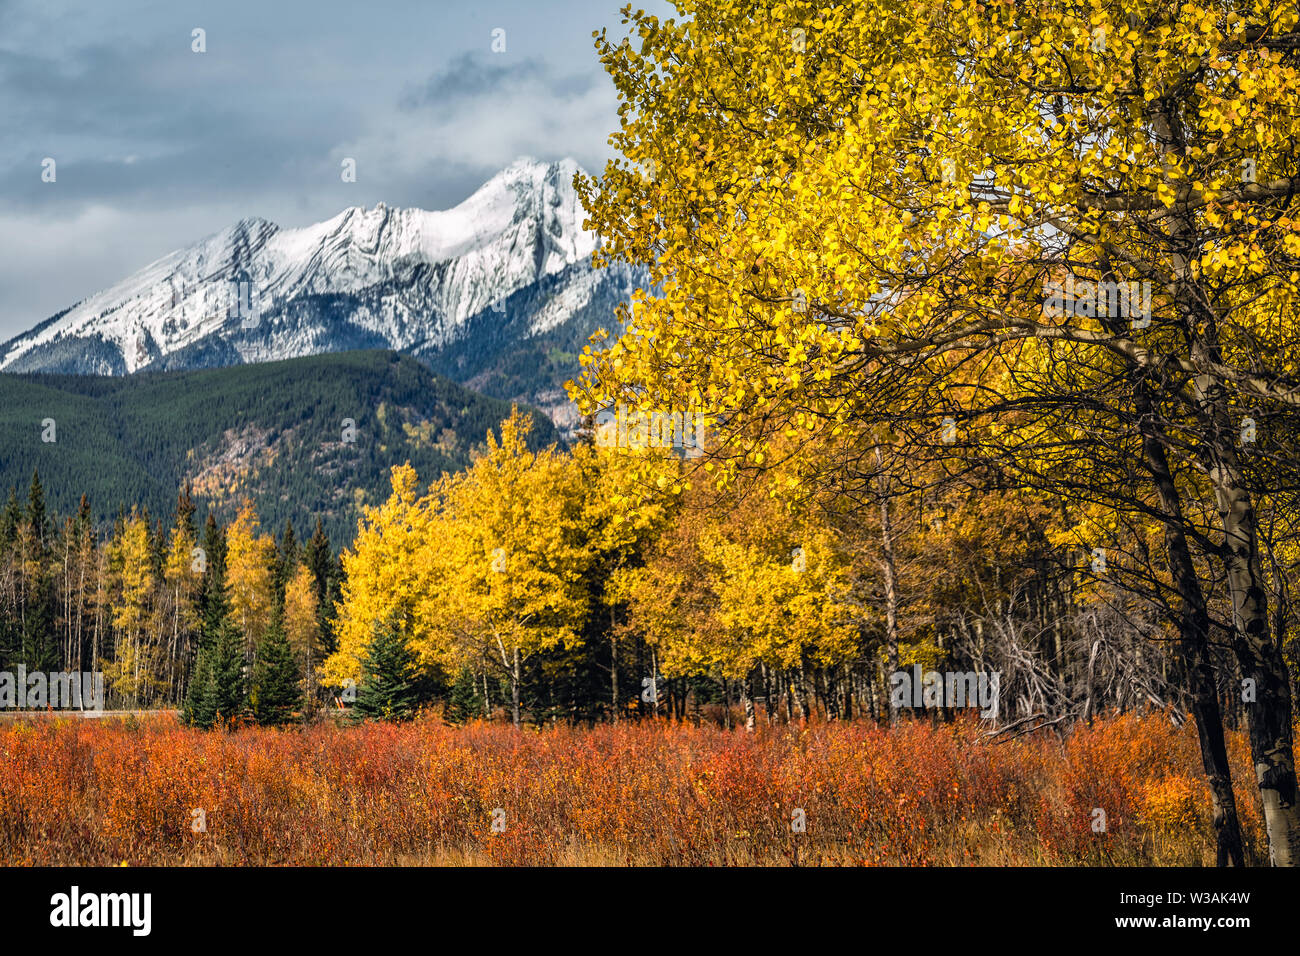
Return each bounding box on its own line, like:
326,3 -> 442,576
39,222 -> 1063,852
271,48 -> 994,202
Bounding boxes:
0,0 -> 675,338
400,53 -> 597,112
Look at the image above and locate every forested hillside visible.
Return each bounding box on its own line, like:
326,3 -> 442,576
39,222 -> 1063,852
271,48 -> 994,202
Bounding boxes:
0,350 -> 557,545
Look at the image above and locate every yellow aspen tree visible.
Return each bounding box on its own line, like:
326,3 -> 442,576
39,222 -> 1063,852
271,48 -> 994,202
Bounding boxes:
283,562 -> 323,709
105,511 -> 159,705
437,409 -> 596,727
574,438 -> 680,719
324,463 -> 453,691
225,498 -> 276,655
575,0 -> 1300,866
162,514 -> 201,700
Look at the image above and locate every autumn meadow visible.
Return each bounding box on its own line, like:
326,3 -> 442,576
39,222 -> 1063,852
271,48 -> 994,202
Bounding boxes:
4,0 -> 1300,880
0,712 -> 1274,866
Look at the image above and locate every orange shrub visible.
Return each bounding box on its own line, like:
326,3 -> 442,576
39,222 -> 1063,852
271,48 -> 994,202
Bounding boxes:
0,712 -> 1273,865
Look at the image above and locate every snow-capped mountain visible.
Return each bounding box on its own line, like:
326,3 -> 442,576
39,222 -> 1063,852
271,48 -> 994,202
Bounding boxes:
0,157 -> 642,423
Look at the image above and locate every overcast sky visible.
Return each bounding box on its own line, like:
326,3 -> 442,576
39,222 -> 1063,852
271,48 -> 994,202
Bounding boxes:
0,0 -> 673,338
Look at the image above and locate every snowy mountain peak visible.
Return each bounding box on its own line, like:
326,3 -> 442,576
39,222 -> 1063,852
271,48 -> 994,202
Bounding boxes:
0,157 -> 606,375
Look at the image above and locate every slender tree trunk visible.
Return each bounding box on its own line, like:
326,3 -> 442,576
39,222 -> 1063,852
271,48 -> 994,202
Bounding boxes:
511,646 -> 521,729
1199,407 -> 1300,865
792,668 -> 808,721
610,626 -> 619,722
876,445 -> 901,725
741,672 -> 755,732
650,646 -> 660,718
1137,385 -> 1245,866
1155,100 -> 1300,866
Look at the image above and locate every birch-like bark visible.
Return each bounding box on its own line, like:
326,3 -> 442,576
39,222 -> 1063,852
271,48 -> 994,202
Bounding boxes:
875,446 -> 900,725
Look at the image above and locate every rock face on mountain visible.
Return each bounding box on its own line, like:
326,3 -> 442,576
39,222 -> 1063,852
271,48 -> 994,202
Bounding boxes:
0,158 -> 643,427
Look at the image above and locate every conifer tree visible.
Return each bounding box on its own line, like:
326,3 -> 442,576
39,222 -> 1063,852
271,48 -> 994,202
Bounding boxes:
22,471 -> 56,670
188,533 -> 246,727
175,483 -> 197,539
274,519 -> 298,609
196,514 -> 226,618
353,616 -> 419,722
183,643 -> 216,728
250,619 -> 300,725
445,665 -> 483,725
208,607 -> 247,726
303,518 -> 338,653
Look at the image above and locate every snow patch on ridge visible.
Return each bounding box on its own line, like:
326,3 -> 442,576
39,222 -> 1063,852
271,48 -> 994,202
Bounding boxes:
1,158 -> 603,374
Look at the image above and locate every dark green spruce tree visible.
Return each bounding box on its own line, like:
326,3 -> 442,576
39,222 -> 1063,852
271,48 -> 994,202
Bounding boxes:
273,519 -> 298,611
185,516 -> 246,728
22,472 -> 57,671
354,616 -> 419,723
208,599 -> 247,726
303,518 -> 340,654
445,665 -> 484,725
250,618 -> 300,725
183,643 -> 216,728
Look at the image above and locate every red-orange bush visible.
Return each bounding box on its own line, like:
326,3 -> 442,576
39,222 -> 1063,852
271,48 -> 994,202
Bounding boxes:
0,713 -> 1272,865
